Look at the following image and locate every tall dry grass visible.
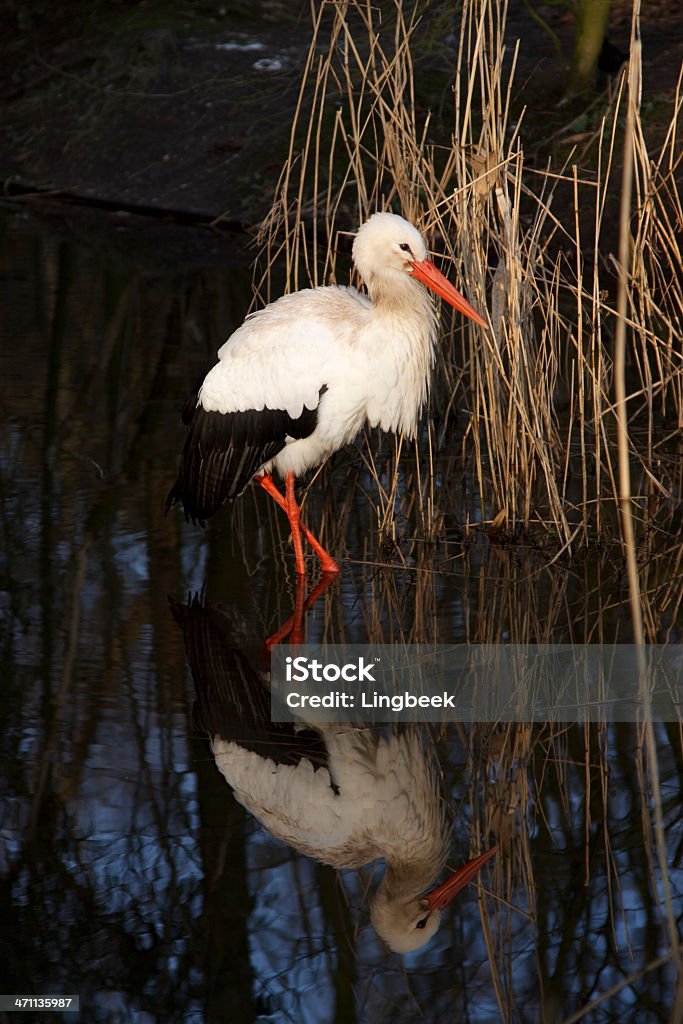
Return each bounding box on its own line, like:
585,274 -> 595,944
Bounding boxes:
251,0 -> 682,561
244,1 -> 683,1014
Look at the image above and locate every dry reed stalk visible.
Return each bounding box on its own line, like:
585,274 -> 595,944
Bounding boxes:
607,7 -> 681,982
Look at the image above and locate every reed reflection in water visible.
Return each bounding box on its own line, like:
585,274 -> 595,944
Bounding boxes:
0,208 -> 680,1022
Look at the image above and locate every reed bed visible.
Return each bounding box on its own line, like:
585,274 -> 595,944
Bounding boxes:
238,540 -> 682,1018
251,0 -> 682,560
245,1 -> 683,1016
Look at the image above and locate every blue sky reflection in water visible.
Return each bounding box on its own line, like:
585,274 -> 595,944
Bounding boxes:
0,207 -> 680,1023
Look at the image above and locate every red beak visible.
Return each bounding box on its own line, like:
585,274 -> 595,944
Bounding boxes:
409,258 -> 487,328
423,847 -> 497,912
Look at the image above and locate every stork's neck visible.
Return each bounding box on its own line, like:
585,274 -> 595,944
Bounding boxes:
360,276 -> 438,436
366,275 -> 437,336
377,847 -> 448,905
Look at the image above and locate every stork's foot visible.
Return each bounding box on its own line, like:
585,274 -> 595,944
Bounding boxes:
259,473 -> 339,575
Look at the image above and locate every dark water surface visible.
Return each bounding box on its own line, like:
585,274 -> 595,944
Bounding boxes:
1,206 -> 680,1023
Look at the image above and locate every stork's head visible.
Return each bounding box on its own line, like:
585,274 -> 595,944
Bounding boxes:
369,847 -> 497,955
370,889 -> 445,954
352,211 -> 487,327
352,212 -> 429,285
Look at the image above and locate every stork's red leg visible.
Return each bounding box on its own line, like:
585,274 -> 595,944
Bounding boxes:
284,473 -> 340,574
259,474 -> 306,574
259,473 -> 339,575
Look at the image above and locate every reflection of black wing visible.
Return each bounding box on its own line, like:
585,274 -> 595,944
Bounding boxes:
170,595 -> 329,770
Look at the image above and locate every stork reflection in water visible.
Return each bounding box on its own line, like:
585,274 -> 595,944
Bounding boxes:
173,595 -> 496,954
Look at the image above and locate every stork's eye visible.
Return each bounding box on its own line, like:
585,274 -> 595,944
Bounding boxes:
416,916 -> 429,930
399,243 -> 413,255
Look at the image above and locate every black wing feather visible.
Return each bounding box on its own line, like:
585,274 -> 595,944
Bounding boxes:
166,394 -> 321,525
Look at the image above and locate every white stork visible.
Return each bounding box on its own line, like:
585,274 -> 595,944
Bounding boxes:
174,596 -> 496,954
218,724 -> 496,955
167,212 -> 486,573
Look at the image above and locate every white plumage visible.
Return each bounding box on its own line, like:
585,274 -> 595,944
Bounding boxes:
167,212 -> 486,573
217,725 -> 446,872
216,725 -> 460,954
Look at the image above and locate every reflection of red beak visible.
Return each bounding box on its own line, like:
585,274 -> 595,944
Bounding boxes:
409,258 -> 487,329
423,847 -> 497,912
